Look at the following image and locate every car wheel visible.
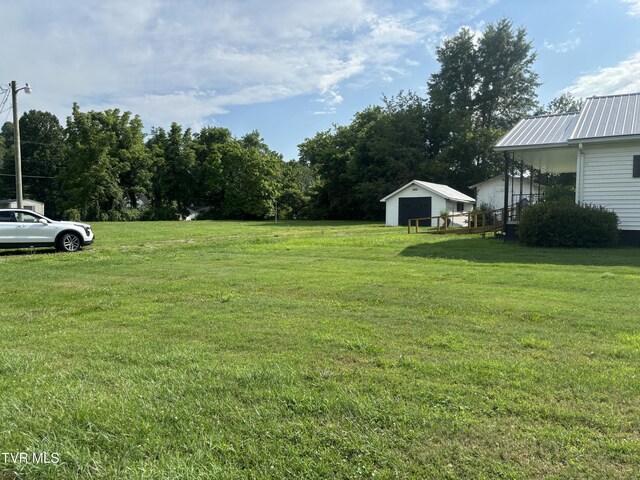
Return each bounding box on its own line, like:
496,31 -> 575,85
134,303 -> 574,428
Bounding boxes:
57,232 -> 82,252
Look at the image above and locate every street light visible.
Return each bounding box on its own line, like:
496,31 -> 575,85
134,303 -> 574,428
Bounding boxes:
11,80 -> 32,209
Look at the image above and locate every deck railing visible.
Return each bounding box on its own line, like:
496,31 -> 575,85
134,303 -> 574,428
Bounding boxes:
408,207 -> 507,235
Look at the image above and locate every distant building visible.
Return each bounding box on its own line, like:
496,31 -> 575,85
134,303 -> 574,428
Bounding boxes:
0,198 -> 45,215
380,180 -> 475,227
470,175 -> 544,210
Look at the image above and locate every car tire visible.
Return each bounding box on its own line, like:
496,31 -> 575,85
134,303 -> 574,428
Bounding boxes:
56,232 -> 82,252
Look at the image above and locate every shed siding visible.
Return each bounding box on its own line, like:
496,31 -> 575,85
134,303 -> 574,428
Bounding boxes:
385,185 -> 446,226
582,142 -> 640,230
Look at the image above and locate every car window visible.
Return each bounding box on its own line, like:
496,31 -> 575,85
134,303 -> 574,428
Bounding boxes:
14,212 -> 41,223
0,212 -> 15,222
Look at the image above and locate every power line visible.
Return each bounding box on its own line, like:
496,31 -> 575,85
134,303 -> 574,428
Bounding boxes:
0,173 -> 55,179
0,88 -> 10,123
20,140 -> 63,147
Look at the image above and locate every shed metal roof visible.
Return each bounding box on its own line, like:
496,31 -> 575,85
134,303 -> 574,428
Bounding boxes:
569,93 -> 640,140
495,113 -> 579,150
380,180 -> 475,203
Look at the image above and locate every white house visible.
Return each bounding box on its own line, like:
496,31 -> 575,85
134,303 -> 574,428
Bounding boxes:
495,92 -> 640,245
0,198 -> 45,215
470,175 -> 543,210
380,180 -> 475,227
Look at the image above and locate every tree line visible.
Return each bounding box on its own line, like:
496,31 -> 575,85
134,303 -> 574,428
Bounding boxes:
0,105 -> 314,221
0,18 -> 581,222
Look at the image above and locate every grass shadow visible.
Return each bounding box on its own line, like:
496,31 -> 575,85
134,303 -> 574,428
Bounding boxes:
400,236 -> 640,267
0,248 -> 57,257
254,220 -> 383,228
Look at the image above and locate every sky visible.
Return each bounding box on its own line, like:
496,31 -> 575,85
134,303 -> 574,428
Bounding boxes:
3,0 -> 640,161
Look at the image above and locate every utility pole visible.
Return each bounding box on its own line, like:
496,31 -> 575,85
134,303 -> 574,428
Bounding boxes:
11,80 -> 32,209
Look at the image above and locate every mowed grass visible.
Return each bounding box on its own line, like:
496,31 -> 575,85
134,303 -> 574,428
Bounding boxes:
1,221 -> 639,479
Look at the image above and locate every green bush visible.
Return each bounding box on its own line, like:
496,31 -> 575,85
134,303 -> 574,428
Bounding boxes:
518,201 -> 619,247
469,203 -> 495,227
63,209 -> 82,222
141,206 -> 180,221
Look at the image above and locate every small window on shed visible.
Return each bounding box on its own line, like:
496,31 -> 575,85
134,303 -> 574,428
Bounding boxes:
456,202 -> 464,212
634,155 -> 640,178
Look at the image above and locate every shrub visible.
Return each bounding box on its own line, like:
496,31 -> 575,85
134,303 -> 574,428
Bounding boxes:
140,206 -> 180,221
518,201 -> 619,248
117,208 -> 144,222
63,209 -> 81,222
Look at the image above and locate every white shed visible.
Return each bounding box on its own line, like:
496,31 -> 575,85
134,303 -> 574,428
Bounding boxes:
380,180 -> 475,227
470,175 -> 543,210
0,198 -> 45,215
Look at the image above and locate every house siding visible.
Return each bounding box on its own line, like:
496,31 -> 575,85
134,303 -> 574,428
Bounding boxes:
582,141 -> 640,230
476,177 -> 505,209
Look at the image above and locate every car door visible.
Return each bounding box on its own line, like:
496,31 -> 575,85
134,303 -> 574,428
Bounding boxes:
0,211 -> 18,246
15,212 -> 56,246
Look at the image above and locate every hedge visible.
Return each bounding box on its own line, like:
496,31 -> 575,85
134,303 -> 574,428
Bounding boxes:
518,201 -> 619,248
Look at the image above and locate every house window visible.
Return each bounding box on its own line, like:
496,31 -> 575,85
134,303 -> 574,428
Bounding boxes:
634,155 -> 640,178
456,202 -> 464,212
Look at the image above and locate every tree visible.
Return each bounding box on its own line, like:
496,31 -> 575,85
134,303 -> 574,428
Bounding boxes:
300,92 -> 431,220
427,18 -> 539,191
538,92 -> 584,115
0,122 -> 13,199
278,160 -> 317,220
60,104 -> 148,220
426,27 -> 478,188
13,111 -> 65,217
475,19 -> 539,131
192,126 -> 232,213
147,123 -> 196,212
220,131 -> 282,219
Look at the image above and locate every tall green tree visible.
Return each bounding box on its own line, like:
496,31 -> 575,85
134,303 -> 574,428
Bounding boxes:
427,18 -> 539,191
221,131 -> 282,219
147,123 -> 196,212
192,126 -> 231,211
60,104 -> 148,220
277,160 -> 317,220
0,122 -> 13,199
15,111 -> 65,217
299,123 -> 361,219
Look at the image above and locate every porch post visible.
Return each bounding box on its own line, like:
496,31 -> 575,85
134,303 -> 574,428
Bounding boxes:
529,166 -> 533,202
503,152 -> 510,224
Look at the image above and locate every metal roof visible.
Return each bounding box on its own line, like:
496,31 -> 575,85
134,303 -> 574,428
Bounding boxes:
495,112 -> 579,150
569,93 -> 640,140
495,92 -> 640,151
380,180 -> 475,203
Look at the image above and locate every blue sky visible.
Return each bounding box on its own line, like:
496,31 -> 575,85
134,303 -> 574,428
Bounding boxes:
3,0 -> 640,161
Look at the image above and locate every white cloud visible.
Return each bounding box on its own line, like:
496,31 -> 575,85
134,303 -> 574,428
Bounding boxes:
544,37 -> 582,54
622,0 -> 640,15
564,52 -> 640,96
0,0 -> 498,128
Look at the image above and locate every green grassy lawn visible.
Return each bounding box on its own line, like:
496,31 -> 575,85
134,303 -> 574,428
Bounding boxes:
1,221 -> 639,479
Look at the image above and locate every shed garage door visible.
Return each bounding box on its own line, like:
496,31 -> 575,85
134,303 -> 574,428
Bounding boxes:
399,197 -> 432,226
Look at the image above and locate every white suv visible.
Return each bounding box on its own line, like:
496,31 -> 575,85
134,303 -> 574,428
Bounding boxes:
0,209 -> 95,252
